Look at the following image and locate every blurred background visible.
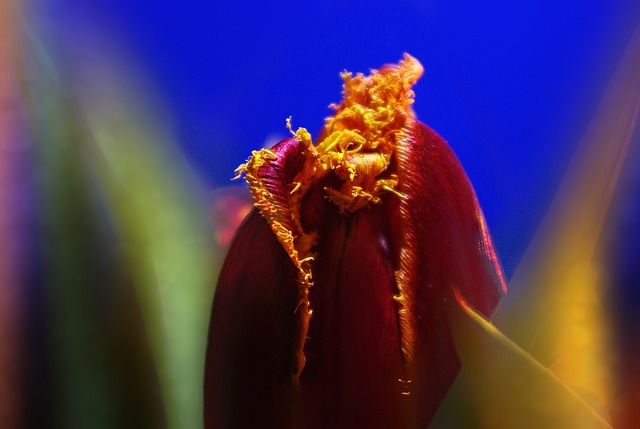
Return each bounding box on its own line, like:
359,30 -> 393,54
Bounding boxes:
2,0 -> 640,428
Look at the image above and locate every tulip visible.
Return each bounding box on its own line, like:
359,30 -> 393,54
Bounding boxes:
204,54 -> 507,429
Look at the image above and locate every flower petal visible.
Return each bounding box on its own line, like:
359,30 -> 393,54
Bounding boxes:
205,56 -> 508,428
299,201 -> 414,428
393,120 -> 508,424
204,137 -> 307,428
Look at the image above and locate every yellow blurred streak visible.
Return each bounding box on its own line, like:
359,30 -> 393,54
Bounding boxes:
432,22 -> 640,427
431,288 -> 611,429
488,23 -> 640,419
76,74 -> 217,429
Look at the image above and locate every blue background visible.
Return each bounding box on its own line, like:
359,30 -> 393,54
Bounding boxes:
72,0 -> 640,277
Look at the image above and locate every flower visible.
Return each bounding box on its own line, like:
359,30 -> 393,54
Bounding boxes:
204,54 -> 507,429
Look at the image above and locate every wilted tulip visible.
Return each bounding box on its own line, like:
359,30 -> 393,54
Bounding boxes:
204,54 -> 507,429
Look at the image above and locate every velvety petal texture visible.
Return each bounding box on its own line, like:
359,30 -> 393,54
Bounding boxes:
204,55 -> 507,429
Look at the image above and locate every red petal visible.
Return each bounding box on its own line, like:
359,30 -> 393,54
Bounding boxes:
204,137 -> 307,428
299,200 -> 413,428
393,120 -> 508,425
205,111 -> 507,429
205,123 -> 507,428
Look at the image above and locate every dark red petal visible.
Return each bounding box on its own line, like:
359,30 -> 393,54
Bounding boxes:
205,122 -> 507,428
394,120 -> 508,425
204,137 -> 306,429
299,200 -> 413,429
402,120 -> 507,314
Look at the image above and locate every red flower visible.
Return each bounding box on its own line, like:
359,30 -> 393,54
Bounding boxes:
204,54 -> 507,428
